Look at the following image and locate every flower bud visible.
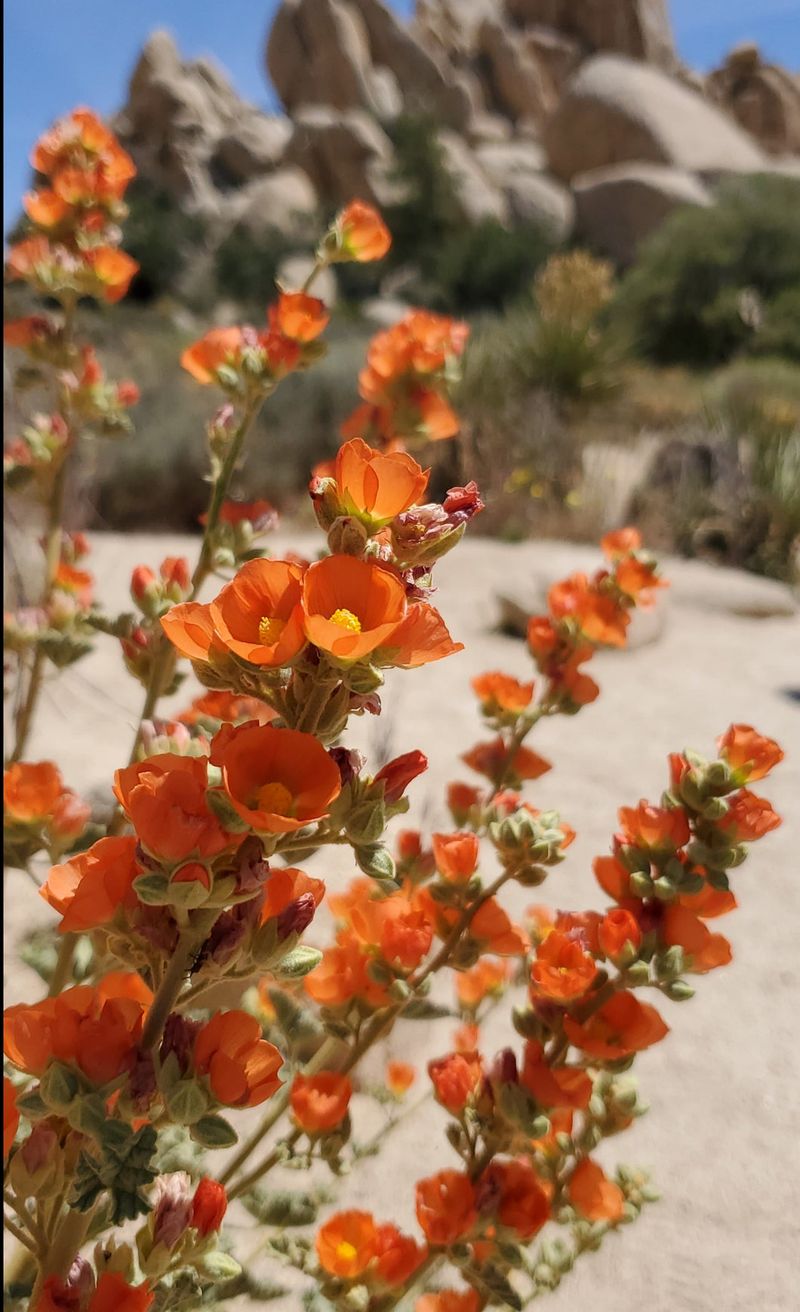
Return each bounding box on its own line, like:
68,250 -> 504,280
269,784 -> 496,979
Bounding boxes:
191,1177 -> 228,1236
328,515 -> 370,556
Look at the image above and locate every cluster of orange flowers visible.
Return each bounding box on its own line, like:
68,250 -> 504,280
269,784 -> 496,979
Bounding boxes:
7,107 -> 138,304
2,105 -> 788,1312
341,310 -> 470,449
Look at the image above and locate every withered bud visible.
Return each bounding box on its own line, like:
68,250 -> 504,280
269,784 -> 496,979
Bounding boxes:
329,746 -> 366,787
151,1171 -> 193,1249
160,1014 -> 201,1075
277,892 -> 317,941
489,1047 -> 519,1087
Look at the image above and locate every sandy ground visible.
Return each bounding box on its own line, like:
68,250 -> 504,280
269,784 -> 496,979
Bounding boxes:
4,530 -> 799,1311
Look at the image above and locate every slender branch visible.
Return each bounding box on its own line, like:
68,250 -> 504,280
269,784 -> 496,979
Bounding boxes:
139,915 -> 218,1053
48,932 -> 78,998
3,1213 -> 37,1255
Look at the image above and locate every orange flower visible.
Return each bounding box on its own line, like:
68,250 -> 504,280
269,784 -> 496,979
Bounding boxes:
483,1157 -> 550,1239
4,761 -> 64,822
4,973 -> 152,1084
374,601 -> 463,669
717,724 -> 783,782
432,832 -> 479,884
720,788 -> 781,841
317,1210 -> 378,1278
328,437 -> 429,525
305,931 -> 389,1010
386,1061 -> 415,1095
114,754 -> 237,862
679,878 -> 737,919
178,690 -> 276,727
211,721 -> 341,834
462,738 -> 551,783
661,904 -> 731,974
455,958 -> 508,1010
593,855 -> 631,902
31,108 -> 135,191
416,1170 -> 477,1245
338,200 -> 392,261
416,1292 -> 480,1312
4,1077 -> 19,1159
349,892 -> 433,971
548,573 -> 629,648
260,866 -> 325,925
181,328 -> 246,384
614,555 -> 665,605
469,899 -> 529,957
301,555 -> 407,662
40,835 -> 140,933
291,1072 -> 352,1133
194,1011 -> 283,1107
447,781 -> 483,825
209,559 -> 306,666
597,908 -> 642,963
160,601 -> 220,662
37,1273 -> 153,1312
88,247 -> 139,302
472,672 -> 534,714
530,930 -> 597,1002
269,291 -> 329,342
617,801 -> 690,852
568,1158 -> 625,1223
454,1022 -> 481,1053
373,1223 -> 426,1287
521,1041 -> 592,1111
428,1052 -> 483,1113
601,527 -> 642,559
564,991 -> 669,1060
191,1178 -> 227,1235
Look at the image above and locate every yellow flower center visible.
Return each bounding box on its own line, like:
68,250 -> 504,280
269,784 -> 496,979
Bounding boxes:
336,1241 -> 358,1263
328,608 -> 362,633
253,782 -> 293,816
258,615 -> 285,644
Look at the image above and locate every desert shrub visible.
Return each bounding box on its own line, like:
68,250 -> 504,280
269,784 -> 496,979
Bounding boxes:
613,174 -> 800,366
214,222 -> 300,309
122,178 -> 207,302
383,114 -> 556,312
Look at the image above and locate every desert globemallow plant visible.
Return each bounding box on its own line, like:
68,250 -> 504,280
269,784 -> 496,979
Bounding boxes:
2,107 -> 785,1312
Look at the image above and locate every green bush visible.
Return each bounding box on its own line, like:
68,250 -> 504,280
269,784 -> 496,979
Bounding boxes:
214,223 -> 299,310
122,179 -> 207,302
382,114 -> 556,313
613,175 -> 800,366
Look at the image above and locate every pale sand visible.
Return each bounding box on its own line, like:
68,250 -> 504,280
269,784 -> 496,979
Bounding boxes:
4,531 -> 799,1310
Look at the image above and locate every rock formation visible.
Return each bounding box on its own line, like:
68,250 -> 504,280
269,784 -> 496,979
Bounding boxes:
110,2 -> 799,287
707,43 -> 800,158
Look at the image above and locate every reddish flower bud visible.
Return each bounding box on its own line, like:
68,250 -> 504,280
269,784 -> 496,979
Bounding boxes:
191,1177 -> 227,1236
374,749 -> 428,803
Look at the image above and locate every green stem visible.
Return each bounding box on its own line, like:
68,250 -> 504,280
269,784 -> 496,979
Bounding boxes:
139,912 -> 218,1052
48,932 -> 78,998
9,299 -> 77,766
190,393 -> 262,596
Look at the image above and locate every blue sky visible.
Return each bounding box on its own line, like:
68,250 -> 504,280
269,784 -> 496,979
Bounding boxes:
5,0 -> 799,233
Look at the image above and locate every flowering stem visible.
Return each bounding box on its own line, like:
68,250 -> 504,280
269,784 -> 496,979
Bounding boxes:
107,391 -> 266,812
223,872 -> 515,1195
9,299 -> 77,766
140,911 -> 219,1053
48,932 -> 78,998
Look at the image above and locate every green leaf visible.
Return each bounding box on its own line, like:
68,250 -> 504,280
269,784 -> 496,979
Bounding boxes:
190,1114 -> 238,1149
243,1188 -> 319,1227
276,946 -> 323,979
132,872 -> 171,905
402,999 -> 452,1021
